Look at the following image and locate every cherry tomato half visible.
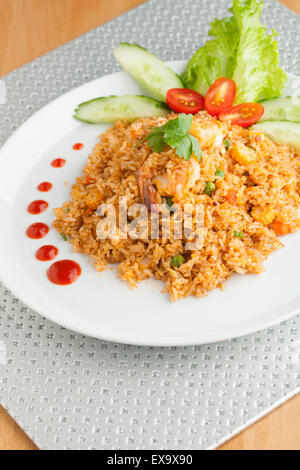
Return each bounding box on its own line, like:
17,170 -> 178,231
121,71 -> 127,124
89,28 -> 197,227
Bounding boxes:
166,88 -> 205,114
205,78 -> 236,116
219,103 -> 264,128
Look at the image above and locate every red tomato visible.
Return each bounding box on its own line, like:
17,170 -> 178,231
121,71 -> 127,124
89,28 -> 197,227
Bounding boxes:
205,78 -> 236,116
219,103 -> 264,128
166,88 -> 204,114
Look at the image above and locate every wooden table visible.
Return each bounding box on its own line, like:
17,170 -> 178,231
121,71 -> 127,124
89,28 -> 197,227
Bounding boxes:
0,0 -> 299,451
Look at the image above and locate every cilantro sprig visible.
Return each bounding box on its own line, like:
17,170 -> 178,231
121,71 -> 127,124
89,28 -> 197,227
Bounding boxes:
136,114 -> 202,162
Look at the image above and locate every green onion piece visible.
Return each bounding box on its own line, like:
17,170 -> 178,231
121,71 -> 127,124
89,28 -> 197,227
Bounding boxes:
215,169 -> 224,179
171,255 -> 185,268
166,196 -> 173,209
61,233 -> 67,241
234,231 -> 244,239
224,139 -> 232,150
204,181 -> 216,196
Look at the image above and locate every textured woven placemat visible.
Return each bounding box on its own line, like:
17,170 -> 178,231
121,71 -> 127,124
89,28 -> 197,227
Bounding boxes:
0,0 -> 300,450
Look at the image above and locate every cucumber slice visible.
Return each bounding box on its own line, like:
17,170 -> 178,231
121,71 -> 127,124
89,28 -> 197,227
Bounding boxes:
252,121 -> 300,152
74,95 -> 169,123
260,96 -> 300,122
114,43 -> 184,102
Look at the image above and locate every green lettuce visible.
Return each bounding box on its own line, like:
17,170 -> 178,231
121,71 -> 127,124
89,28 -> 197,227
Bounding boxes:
182,0 -> 287,103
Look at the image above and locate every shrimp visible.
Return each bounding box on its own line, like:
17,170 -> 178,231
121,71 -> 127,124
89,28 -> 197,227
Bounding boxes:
137,153 -> 200,212
190,113 -> 225,148
137,114 -> 223,211
153,157 -> 200,197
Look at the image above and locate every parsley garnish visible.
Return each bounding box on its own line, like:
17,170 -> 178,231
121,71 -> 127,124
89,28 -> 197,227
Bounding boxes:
60,233 -> 67,241
136,114 -> 202,162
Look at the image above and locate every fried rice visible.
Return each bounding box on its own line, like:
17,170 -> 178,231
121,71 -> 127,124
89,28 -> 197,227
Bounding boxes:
53,111 -> 300,301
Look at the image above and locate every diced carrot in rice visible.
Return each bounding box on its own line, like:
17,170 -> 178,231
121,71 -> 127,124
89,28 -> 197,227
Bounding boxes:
272,221 -> 291,236
225,189 -> 238,204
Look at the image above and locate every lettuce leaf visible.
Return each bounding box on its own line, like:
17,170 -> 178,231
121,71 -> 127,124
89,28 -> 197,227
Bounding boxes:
182,16 -> 239,96
182,0 -> 287,103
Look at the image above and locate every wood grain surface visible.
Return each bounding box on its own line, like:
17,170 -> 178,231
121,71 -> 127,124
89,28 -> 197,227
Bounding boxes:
0,0 -> 299,451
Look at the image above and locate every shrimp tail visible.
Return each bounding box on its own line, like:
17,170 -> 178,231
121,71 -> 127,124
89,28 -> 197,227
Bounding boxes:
138,171 -> 161,213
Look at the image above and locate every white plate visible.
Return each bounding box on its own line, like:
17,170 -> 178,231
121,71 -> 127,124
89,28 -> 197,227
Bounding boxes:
0,61 -> 299,346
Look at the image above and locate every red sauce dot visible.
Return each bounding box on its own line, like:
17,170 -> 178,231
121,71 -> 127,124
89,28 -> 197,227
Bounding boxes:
47,260 -> 81,285
37,182 -> 52,192
36,245 -> 58,262
73,142 -> 84,151
26,222 -> 49,239
27,200 -> 48,215
51,158 -> 66,168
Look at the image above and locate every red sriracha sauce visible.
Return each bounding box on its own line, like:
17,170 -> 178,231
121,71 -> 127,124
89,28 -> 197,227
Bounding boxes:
35,245 -> 58,262
51,158 -> 66,168
37,182 -> 52,192
27,200 -> 48,215
26,222 -> 49,239
73,142 -> 84,151
47,260 -> 81,285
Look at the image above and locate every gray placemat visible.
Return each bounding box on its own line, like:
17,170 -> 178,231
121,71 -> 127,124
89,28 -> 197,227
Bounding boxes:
0,0 -> 300,450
